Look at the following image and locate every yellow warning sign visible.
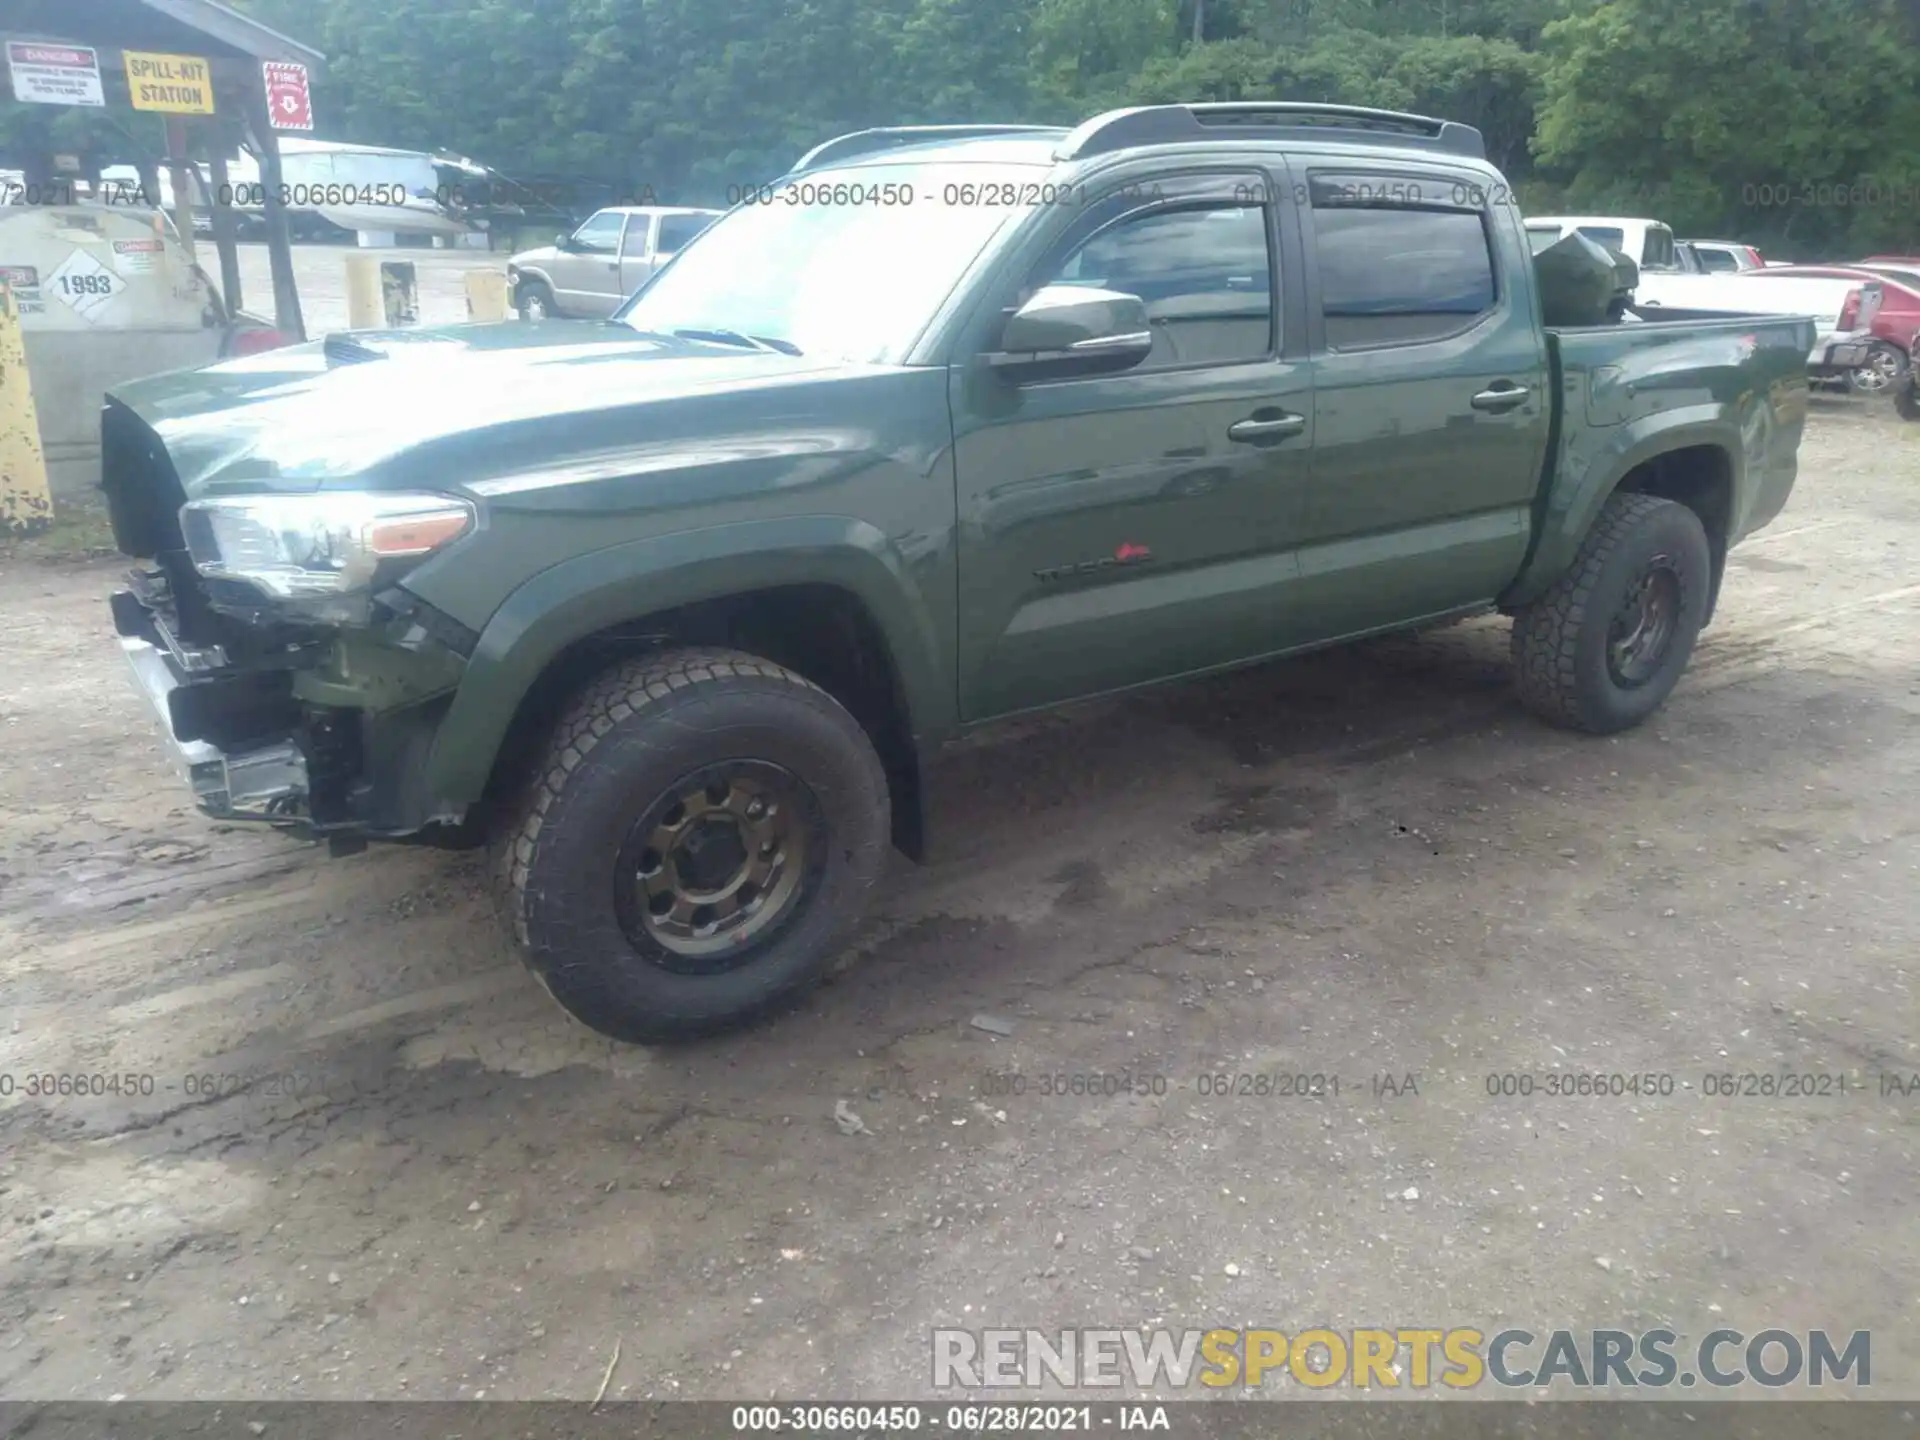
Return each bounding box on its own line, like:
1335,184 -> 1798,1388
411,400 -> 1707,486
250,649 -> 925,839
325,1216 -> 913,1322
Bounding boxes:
123,51 -> 214,113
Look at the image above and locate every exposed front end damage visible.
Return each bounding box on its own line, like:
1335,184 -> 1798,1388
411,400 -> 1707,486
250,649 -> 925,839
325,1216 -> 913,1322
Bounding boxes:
102,397 -> 478,844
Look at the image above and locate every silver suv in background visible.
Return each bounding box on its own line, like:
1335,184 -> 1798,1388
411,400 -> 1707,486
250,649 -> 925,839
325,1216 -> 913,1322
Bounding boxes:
508,205 -> 721,319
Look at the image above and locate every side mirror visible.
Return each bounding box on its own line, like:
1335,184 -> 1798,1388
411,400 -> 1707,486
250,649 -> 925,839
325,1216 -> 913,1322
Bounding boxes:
554,232 -> 575,251
987,285 -> 1153,381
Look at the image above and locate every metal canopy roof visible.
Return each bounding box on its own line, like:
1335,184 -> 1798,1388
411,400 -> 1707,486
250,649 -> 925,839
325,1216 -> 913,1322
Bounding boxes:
5,0 -> 324,74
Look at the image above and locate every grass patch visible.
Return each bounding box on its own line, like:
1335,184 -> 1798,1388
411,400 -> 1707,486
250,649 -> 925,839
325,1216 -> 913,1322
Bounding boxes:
0,500 -> 118,564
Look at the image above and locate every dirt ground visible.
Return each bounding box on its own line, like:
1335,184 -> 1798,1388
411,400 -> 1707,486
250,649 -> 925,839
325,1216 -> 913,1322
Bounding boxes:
0,400 -> 1916,1404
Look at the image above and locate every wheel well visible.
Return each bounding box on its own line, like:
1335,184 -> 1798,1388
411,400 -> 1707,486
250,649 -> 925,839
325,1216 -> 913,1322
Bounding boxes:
1614,445 -> 1734,624
483,584 -> 926,860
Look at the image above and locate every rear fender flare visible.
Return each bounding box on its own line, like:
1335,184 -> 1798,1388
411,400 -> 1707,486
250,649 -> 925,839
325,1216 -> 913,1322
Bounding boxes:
1501,408 -> 1742,611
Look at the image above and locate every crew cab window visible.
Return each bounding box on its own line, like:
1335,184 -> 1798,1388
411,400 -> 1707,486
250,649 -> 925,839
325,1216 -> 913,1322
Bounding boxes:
658,213 -> 715,253
619,215 -> 655,256
1311,205 -> 1496,349
1038,204 -> 1272,370
570,210 -> 625,253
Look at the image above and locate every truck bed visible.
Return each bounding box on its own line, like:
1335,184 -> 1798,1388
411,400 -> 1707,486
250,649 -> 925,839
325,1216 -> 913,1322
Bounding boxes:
1531,308 -> 1815,571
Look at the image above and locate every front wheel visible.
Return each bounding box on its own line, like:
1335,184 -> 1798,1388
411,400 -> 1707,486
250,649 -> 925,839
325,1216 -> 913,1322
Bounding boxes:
493,648 -> 890,1042
515,277 -> 557,321
1511,493 -> 1711,734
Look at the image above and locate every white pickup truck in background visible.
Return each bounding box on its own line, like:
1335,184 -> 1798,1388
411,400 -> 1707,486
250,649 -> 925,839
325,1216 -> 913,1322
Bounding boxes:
1632,272 -> 1883,387
1525,215 -> 1883,388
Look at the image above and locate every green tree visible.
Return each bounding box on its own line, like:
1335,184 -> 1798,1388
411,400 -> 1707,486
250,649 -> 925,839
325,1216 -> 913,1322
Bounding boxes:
1535,0 -> 1920,254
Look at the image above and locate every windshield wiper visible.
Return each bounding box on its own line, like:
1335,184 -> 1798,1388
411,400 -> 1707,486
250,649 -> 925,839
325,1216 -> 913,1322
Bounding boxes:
668,326 -> 803,356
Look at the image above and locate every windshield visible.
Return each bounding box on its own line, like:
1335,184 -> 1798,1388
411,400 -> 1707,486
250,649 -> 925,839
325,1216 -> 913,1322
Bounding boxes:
613,161 -> 1045,362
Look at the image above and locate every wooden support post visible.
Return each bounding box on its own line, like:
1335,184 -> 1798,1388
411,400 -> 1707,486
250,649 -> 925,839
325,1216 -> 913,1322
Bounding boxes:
208,149 -> 245,318
242,87 -> 306,341
163,115 -> 199,267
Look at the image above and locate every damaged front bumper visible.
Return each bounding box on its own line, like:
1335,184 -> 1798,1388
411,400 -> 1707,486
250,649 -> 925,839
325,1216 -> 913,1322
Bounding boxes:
109,574 -> 473,842
117,629 -> 309,822
112,589 -> 311,823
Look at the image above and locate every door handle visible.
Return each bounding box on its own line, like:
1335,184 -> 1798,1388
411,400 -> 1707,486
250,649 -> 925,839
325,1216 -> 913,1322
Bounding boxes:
1227,412 -> 1306,444
1470,384 -> 1531,412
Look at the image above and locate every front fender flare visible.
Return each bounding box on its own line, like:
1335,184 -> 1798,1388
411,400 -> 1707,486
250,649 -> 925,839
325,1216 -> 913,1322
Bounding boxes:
418,515 -> 953,810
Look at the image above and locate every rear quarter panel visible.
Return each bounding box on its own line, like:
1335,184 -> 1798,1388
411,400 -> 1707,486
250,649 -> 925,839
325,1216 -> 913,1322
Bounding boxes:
1502,314 -> 1813,609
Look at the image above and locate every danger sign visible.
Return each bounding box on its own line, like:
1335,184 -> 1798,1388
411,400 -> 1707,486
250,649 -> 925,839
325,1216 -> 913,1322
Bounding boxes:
124,50 -> 214,114
7,42 -> 105,107
263,61 -> 313,131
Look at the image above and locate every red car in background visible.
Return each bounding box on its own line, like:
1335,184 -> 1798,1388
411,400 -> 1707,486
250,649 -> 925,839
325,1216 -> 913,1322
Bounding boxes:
1745,264 -> 1920,393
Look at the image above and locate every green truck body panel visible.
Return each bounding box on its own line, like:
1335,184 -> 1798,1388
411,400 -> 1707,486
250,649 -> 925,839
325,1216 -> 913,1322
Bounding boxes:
418,513 -> 957,810
101,124 -> 1815,843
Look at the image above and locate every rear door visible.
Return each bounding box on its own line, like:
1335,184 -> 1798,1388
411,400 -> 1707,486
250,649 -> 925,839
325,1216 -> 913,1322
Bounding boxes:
1285,166 -> 1550,638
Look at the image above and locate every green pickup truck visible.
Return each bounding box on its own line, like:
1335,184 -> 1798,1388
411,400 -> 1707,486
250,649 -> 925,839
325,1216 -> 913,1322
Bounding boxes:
101,104 -> 1813,1042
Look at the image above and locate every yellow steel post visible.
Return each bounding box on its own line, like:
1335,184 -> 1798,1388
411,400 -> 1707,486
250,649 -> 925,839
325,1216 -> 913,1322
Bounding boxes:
344,254 -> 420,329
344,252 -> 383,329
464,268 -> 510,322
379,260 -> 418,326
0,281 -> 54,539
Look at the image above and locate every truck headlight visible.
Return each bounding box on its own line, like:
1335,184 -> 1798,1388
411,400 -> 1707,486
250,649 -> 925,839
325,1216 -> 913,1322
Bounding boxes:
180,491 -> 475,601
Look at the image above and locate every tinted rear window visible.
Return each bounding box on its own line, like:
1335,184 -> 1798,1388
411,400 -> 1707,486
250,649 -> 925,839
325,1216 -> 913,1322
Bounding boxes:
1314,207 -> 1497,348
658,213 -> 716,252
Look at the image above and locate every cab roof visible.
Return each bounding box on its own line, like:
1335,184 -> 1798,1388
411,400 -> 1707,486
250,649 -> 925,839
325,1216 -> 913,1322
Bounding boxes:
789,104 -> 1489,177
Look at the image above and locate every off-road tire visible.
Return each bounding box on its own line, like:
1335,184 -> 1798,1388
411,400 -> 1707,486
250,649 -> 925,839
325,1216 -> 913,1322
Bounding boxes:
515,277 -> 558,321
1511,493 -> 1711,734
492,647 -> 889,1042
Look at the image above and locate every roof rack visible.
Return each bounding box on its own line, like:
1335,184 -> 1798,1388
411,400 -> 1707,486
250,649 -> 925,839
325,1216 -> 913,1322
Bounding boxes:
1055,103 -> 1486,162
787,125 -> 1066,175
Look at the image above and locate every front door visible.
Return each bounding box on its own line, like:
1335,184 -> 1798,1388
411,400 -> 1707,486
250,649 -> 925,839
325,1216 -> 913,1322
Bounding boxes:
617,212 -> 658,297
552,209 -> 627,316
951,168 -> 1314,720
1285,168 -> 1550,639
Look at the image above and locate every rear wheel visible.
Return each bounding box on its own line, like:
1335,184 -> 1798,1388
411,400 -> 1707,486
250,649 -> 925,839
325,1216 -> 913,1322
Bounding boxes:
492,647 -> 889,1043
1511,493 -> 1711,734
1846,341 -> 1907,394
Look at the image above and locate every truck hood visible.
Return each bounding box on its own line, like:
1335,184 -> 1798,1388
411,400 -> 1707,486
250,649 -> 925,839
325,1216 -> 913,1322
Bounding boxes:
105,320 -> 852,496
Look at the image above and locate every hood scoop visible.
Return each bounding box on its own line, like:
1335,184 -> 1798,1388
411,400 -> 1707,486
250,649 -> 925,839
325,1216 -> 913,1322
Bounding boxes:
324,332 -> 389,367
